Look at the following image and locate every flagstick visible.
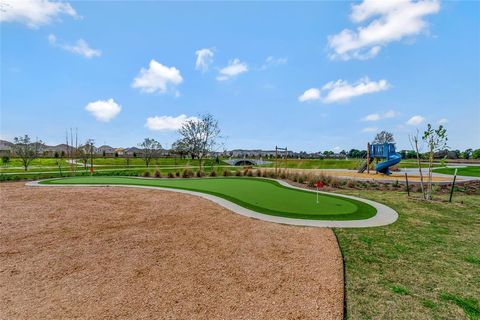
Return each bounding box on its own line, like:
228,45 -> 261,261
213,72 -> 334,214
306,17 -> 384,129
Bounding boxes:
316,186 -> 319,204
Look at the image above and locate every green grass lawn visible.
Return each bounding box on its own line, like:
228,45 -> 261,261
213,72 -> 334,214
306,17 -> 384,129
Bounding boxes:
40,176 -> 376,220
335,190 -> 480,319
433,166 -> 480,177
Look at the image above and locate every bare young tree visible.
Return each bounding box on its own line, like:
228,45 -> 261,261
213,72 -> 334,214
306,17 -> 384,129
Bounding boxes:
139,138 -> 162,167
78,139 -> 94,172
171,139 -> 189,160
373,131 -> 395,144
13,135 -> 43,171
178,114 -> 221,170
422,124 -> 448,200
409,129 -> 426,199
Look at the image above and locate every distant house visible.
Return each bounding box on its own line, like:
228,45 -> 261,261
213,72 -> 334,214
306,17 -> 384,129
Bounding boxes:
124,147 -> 143,157
115,148 -> 125,156
96,145 -> 115,156
0,140 -> 13,157
42,144 -> 70,157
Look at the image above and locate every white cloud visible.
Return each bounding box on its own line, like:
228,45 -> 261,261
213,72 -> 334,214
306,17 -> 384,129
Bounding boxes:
85,99 -> 121,122
362,113 -> 381,121
362,110 -> 399,121
322,78 -> 389,103
438,118 -> 448,125
145,114 -> 199,131
0,0 -> 77,28
298,88 -> 321,102
261,56 -> 288,69
362,127 -> 379,132
195,48 -> 214,72
48,34 -> 101,58
132,59 -> 183,94
328,0 -> 440,60
299,77 -> 389,104
406,115 -> 425,126
216,58 -> 248,81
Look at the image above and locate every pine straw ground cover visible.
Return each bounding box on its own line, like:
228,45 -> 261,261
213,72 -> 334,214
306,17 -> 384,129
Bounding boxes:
333,190 -> 480,319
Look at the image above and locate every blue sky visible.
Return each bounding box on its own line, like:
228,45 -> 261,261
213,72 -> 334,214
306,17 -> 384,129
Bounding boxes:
1,0 -> 479,152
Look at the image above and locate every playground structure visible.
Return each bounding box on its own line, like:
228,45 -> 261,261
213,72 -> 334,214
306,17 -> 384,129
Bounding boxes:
358,142 -> 402,175
274,146 -> 288,174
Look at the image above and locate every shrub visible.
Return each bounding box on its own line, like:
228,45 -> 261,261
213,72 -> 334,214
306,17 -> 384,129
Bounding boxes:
347,180 -> 356,189
154,170 -> 162,178
223,169 -> 232,176
330,177 -> 340,188
143,171 -> 151,177
182,169 -> 194,178
210,170 -> 217,177
235,170 -> 243,176
167,172 -> 175,178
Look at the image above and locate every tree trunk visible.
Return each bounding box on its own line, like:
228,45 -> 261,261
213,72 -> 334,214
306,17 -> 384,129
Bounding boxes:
427,151 -> 434,200
414,141 -> 426,199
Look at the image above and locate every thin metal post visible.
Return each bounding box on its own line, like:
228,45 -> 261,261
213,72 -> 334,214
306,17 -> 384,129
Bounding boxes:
405,172 -> 410,196
449,168 -> 458,203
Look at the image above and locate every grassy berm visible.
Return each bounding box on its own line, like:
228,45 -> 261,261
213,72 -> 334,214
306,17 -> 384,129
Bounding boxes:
335,190 -> 480,319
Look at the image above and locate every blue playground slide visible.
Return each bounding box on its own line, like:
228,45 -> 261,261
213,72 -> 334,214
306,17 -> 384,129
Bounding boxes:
369,143 -> 402,175
375,152 -> 401,175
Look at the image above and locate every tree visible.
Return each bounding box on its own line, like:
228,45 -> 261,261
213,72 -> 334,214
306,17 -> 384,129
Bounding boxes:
78,139 -> 94,171
373,131 -> 394,144
462,149 -> 473,159
348,149 -> 361,158
472,149 -> 480,159
422,124 -> 448,200
139,138 -> 162,167
409,130 -> 426,199
12,135 -> 43,171
1,156 -> 10,168
171,139 -> 189,160
178,113 -> 221,170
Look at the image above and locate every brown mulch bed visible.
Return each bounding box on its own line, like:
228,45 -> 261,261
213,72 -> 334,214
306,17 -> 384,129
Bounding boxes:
0,182 -> 343,319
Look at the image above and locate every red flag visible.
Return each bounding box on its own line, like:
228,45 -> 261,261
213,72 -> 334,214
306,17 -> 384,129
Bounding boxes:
314,181 -> 324,188
90,166 -> 94,174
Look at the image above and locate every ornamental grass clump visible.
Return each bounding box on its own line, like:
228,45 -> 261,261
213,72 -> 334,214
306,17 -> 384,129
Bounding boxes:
154,170 -> 162,178
182,169 -> 194,178
256,169 -> 263,177
223,169 -> 232,176
167,172 -> 175,178
347,179 -> 357,189
175,171 -> 180,177
196,170 -> 205,178
210,170 -> 217,177
235,170 -> 243,176
143,171 -> 151,177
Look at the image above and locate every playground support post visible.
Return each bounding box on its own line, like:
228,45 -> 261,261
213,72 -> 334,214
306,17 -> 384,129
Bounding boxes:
405,172 -> 410,196
275,146 -> 278,175
275,146 -> 288,175
449,168 -> 458,203
367,142 -> 370,174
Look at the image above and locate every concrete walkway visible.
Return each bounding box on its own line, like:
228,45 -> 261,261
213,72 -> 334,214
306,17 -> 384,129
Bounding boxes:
26,179 -> 398,228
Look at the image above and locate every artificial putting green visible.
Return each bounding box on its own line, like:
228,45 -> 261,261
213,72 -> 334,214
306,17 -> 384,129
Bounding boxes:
40,176 -> 377,220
